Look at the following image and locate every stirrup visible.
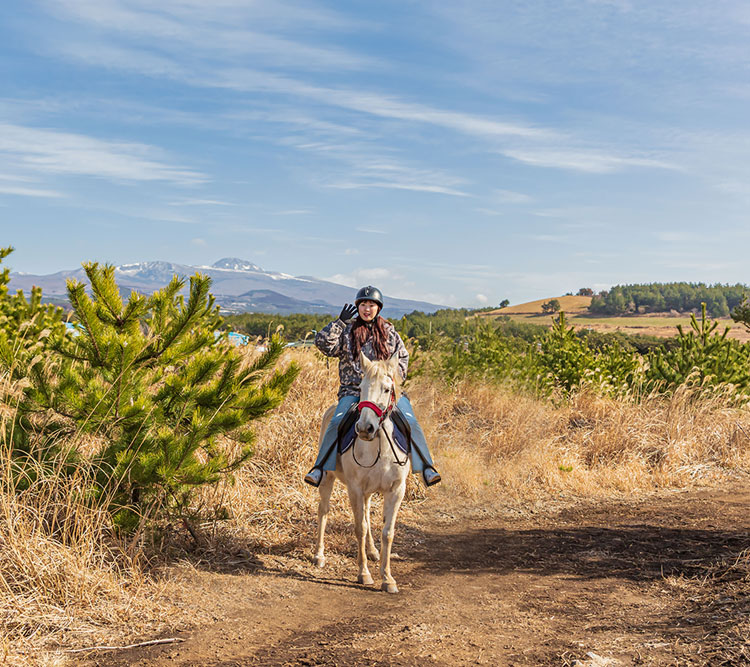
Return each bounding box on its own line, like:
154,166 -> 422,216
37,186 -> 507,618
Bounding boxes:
304,467 -> 323,488
423,467 -> 441,487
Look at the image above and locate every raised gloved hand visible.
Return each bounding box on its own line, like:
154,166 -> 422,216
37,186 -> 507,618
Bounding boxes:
339,303 -> 358,321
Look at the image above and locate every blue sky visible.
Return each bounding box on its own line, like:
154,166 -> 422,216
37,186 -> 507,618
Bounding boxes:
1,1 -> 750,308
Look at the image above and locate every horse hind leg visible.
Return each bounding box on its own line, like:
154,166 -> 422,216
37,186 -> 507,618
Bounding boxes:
313,471 -> 335,568
365,494 -> 379,562
380,486 -> 406,594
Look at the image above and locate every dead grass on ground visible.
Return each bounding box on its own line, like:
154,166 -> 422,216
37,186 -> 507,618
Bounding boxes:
663,547 -> 750,663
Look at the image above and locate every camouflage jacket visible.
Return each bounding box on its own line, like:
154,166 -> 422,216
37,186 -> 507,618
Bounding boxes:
315,317 -> 409,398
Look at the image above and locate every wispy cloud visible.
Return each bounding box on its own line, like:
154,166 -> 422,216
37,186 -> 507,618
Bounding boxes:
36,3 -> 695,183
168,198 -> 234,206
493,189 -> 533,204
0,184 -> 65,198
325,267 -> 395,288
356,227 -> 388,235
209,69 -> 554,141
329,181 -> 470,197
45,0 -> 376,71
501,147 -> 678,173
0,122 -> 205,184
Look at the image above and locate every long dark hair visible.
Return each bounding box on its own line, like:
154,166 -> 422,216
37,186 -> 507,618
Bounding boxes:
351,315 -> 390,361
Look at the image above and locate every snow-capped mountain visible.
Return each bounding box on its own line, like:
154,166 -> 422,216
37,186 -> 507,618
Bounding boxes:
8,258 -> 445,317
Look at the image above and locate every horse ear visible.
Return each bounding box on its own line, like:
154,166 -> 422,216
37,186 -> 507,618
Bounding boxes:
360,350 -> 373,372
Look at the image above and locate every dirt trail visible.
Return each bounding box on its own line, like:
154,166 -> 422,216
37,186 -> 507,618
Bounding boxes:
87,487 -> 750,666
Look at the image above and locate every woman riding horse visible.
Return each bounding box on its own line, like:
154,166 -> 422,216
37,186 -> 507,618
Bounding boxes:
304,285 -> 441,488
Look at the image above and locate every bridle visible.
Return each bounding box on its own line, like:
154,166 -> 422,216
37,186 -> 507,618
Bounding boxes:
357,383 -> 396,428
353,382 -> 407,468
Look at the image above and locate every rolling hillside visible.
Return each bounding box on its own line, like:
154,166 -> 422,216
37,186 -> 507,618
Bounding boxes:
481,295 -> 750,341
484,295 -> 592,316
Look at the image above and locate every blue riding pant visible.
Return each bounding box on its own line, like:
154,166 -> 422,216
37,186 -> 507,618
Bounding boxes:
312,394 -> 435,473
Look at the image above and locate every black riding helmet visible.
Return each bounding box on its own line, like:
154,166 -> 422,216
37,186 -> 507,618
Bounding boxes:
355,285 -> 384,310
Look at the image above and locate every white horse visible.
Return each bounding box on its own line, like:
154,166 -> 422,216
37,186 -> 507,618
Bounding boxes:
313,351 -> 411,593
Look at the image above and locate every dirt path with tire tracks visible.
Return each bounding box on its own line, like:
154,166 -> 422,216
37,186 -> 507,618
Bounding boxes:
86,486 -> 750,666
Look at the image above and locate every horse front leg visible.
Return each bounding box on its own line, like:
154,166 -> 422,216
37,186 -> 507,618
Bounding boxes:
380,484 -> 406,594
365,494 -> 379,562
347,487 -> 374,585
313,471 -> 335,568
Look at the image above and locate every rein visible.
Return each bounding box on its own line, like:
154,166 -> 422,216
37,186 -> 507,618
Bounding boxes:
352,383 -> 407,468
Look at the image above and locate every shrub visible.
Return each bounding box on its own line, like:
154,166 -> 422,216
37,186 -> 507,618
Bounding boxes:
647,303 -> 750,394
0,246 -> 66,380
5,263 -> 299,532
537,312 -> 641,396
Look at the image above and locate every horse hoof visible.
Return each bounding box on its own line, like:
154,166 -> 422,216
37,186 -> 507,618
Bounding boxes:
367,551 -> 380,562
357,574 -> 374,585
313,556 -> 326,568
381,582 -> 399,594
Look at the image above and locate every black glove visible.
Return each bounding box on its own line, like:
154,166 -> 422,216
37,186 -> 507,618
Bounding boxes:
339,303 -> 357,321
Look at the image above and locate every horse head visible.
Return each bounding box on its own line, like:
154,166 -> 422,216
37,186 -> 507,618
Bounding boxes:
356,350 -> 400,440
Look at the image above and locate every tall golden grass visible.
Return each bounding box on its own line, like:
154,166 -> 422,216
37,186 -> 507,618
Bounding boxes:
0,389 -> 173,665
2,347 -> 750,663
214,348 -> 750,551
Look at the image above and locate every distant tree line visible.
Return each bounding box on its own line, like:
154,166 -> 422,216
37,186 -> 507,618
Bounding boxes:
223,312 -> 334,341
224,308 -> 486,346
224,306 -> 678,358
589,283 -> 749,317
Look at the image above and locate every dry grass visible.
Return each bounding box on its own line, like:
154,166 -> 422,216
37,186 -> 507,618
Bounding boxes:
414,374 -> 750,502
0,404 -> 177,665
204,348 -> 750,554
2,347 -> 750,663
0,464 -> 180,665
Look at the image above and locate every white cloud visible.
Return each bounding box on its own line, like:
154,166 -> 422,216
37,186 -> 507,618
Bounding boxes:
0,185 -> 65,198
475,293 -> 489,304
325,267 -> 400,288
209,70 -> 554,141
46,0 -> 377,71
501,148 -> 678,173
191,237 -> 206,246
494,189 -> 533,204
168,198 -> 234,206
355,227 -> 388,235
0,122 -> 205,184
329,181 -> 470,197
655,231 -> 694,243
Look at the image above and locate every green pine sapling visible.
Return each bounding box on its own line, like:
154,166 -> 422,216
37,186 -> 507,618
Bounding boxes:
9,262 -> 299,532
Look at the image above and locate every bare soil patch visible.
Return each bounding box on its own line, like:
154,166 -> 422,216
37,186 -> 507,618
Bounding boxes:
81,485 -> 750,667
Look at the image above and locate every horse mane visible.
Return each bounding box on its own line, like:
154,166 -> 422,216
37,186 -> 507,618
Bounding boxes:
362,358 -> 402,400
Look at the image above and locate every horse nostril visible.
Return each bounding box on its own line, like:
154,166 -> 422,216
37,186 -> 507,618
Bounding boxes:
367,424 -> 374,434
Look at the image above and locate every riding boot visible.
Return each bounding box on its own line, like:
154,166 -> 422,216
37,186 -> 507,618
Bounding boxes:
396,395 -> 441,485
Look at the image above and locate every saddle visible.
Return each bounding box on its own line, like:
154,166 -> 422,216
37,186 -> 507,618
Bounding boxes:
337,402 -> 411,455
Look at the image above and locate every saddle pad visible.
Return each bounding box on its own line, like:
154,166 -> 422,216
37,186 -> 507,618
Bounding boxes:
338,420 -> 410,456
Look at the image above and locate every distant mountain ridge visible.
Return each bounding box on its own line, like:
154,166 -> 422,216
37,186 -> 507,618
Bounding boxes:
8,258 -> 444,317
